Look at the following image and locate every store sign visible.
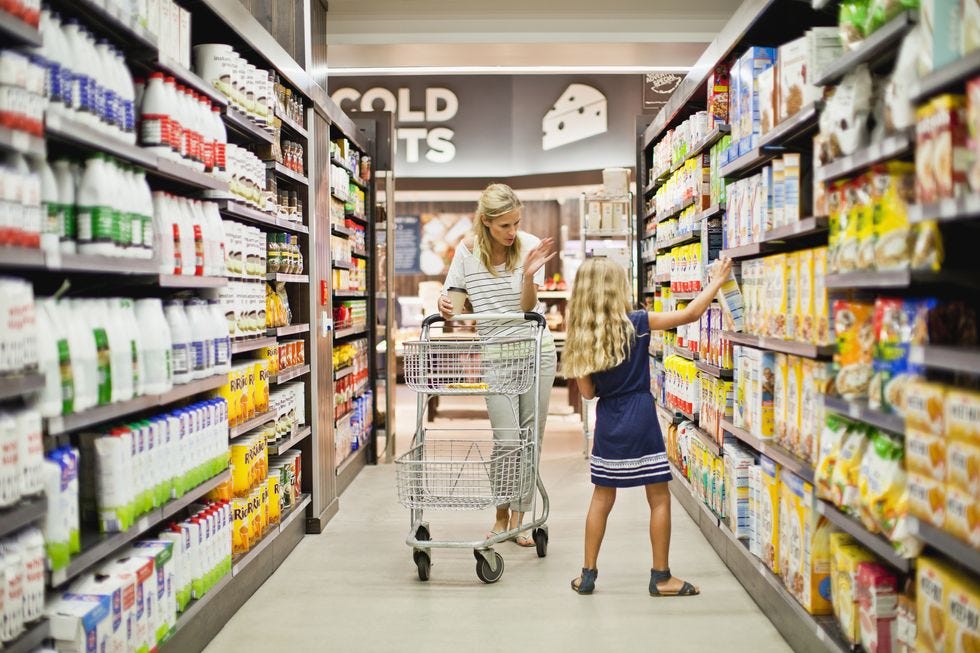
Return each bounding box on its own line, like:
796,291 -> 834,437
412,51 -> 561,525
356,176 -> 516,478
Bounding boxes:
642,72 -> 684,114
394,215 -> 422,273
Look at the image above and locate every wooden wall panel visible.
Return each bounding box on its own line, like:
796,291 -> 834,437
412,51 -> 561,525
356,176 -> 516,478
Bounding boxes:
310,0 -> 329,88
242,0 -> 306,67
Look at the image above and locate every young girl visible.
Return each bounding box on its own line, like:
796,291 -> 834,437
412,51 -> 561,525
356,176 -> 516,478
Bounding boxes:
561,255 -> 733,596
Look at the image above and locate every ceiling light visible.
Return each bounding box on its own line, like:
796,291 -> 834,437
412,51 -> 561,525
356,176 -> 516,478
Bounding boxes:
327,65 -> 690,76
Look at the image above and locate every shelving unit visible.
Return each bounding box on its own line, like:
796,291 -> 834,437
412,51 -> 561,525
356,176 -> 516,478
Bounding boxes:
722,420 -> 815,484
816,502 -> 913,573
722,331 -> 835,359
822,396 -> 905,435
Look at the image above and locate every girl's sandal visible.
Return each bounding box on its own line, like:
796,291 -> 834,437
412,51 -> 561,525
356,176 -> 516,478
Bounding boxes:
649,568 -> 699,597
571,568 -> 598,595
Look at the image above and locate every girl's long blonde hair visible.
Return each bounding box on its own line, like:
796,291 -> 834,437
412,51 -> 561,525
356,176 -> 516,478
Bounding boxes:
560,258 -> 636,379
473,183 -> 523,275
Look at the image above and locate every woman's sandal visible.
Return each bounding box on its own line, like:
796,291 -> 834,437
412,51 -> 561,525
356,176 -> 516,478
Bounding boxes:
571,568 -> 598,595
512,534 -> 535,547
649,568 -> 699,597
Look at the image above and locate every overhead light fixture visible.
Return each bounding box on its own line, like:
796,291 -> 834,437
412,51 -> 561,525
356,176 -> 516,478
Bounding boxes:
327,65 -> 691,76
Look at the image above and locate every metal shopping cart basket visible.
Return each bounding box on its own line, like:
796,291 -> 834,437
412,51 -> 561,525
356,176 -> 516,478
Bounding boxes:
396,312 -> 550,584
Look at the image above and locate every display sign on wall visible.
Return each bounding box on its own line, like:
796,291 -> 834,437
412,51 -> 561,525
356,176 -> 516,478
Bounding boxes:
642,72 -> 684,114
394,215 -> 421,274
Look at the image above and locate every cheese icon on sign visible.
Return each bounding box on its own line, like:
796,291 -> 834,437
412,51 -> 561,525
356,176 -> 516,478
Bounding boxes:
542,83 -> 608,151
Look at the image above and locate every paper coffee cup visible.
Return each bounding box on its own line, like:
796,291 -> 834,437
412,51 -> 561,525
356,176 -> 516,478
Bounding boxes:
447,287 -> 467,315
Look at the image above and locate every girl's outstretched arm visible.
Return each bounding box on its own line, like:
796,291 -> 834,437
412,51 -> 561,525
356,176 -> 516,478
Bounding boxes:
648,257 -> 733,331
577,375 -> 595,400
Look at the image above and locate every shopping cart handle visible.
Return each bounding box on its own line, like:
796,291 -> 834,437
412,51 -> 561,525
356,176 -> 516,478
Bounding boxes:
423,312 -> 546,327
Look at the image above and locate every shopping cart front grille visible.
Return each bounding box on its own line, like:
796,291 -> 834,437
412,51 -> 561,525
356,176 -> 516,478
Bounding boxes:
402,336 -> 537,395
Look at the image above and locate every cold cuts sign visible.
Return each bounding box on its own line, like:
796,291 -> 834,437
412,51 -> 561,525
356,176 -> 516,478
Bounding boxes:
328,75 -> 655,178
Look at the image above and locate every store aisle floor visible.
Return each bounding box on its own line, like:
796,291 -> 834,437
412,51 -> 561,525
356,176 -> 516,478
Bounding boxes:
204,387 -> 791,653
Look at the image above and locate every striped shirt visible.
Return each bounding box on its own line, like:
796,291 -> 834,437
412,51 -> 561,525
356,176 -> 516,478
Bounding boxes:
443,232 -> 555,353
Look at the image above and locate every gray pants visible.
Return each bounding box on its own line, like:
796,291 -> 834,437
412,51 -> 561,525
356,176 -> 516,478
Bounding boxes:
485,346 -> 557,512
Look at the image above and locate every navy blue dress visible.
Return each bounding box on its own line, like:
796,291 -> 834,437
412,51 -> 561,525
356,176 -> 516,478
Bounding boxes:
590,311 -> 673,487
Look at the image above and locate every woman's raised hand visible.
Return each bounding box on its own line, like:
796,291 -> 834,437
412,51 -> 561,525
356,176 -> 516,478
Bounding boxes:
523,238 -> 557,279
709,255 -> 733,283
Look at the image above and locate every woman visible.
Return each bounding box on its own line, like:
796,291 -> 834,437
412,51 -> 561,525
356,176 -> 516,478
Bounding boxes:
439,183 -> 556,546
561,256 -> 732,596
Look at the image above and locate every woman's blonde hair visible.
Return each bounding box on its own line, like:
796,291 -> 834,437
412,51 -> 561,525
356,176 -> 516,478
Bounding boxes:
473,183 -> 523,275
560,258 -> 636,379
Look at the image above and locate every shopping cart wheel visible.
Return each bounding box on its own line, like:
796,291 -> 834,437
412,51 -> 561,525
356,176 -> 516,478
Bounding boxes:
474,550 -> 504,584
533,528 -> 548,558
415,524 -> 431,542
413,550 -> 431,581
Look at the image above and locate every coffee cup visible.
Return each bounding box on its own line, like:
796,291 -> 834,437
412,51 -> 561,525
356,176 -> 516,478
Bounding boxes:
447,287 -> 468,315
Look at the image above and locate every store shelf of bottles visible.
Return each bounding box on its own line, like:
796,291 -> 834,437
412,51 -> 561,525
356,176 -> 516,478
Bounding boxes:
49,469 -> 231,587
814,128 -> 915,184
335,325 -> 368,340
271,364 -> 310,385
814,10 -> 917,86
266,161 -> 308,186
0,497 -> 46,541
268,323 -> 310,337
0,246 -> 45,270
695,360 -> 733,379
721,331 -> 835,359
223,105 -> 274,145
46,373 -> 228,436
228,410 -> 275,440
53,253 -> 160,275
45,112 -> 156,167
231,494 -> 310,576
0,10 -> 41,46
816,501 -> 913,573
909,517 -> 980,577
231,336 -> 277,355
0,124 -> 44,158
823,396 -> 905,435
266,273 -> 309,284
908,345 -> 980,375
276,108 -> 308,140
657,230 -> 701,253
721,217 -> 828,260
48,0 -> 157,53
721,420 -> 815,484
0,372 -> 44,402
4,619 -> 50,653
908,193 -> 980,224
217,201 -> 307,235
158,274 -> 227,289
267,426 -> 312,457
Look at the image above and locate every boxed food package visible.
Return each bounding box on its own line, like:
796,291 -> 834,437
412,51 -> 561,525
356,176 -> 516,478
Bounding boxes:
831,533 -> 878,645
906,379 -> 946,437
872,162 -> 916,271
772,158 -> 786,229
908,471 -> 947,528
738,47 -> 778,155
130,540 -> 176,645
945,484 -> 980,547
100,555 -> 156,653
779,470 -> 833,614
766,254 -> 788,338
813,247 -> 832,346
68,574 -> 129,653
946,436 -> 980,497
921,0 -> 964,72
747,347 -> 776,439
774,354 -> 789,449
759,65 -> 777,137
946,387 -> 980,444
783,153 -> 804,225
917,556 -> 954,652
707,63 -> 731,128
801,359 -> 833,464
759,456 -> 780,573
797,249 -> 815,343
906,427 -> 947,479
714,263 -> 746,333
833,299 -> 876,399
897,586 -> 917,653
857,562 -> 900,653
968,79 -> 980,192
916,95 -> 969,203
786,356 -> 804,457
47,593 -> 111,653
785,252 -> 800,340
946,571 -> 980,653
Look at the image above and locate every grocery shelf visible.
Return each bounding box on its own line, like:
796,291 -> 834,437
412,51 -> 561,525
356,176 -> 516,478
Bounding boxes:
350,176 -> 369,191
760,103 -> 822,148
154,53 -> 227,107
645,207 -> 658,220
655,273 -> 672,284
158,274 -> 227,289
814,10 -> 917,86
656,197 -> 697,223
232,494 -> 310,576
331,156 -> 355,175
268,426 -> 312,456
583,229 -> 630,238
720,145 -> 784,180
722,217 -> 829,259
909,517 -> 980,577
0,496 -> 46,540
335,325 -> 369,340
154,157 -> 229,192
911,48 -> 980,102
345,213 -> 368,226
51,253 -> 159,275
695,360 -> 733,379
50,0 -> 157,53
265,162 -> 308,187
673,291 -> 698,300
45,112 -> 157,168
688,125 -> 731,161
700,203 -> 726,221
0,246 -> 46,270
0,371 -> 44,402
49,470 -> 231,587
268,323 -> 310,337
276,109 -> 309,139
333,260 -> 353,270
825,268 -> 979,291
657,229 -> 701,252
643,289 -> 657,296
331,191 -> 350,203
814,129 -> 914,183
0,10 -> 41,46
224,106 -> 275,145
0,125 -> 44,157
231,336 -> 276,354
690,423 -> 723,456
334,291 -> 368,300
46,373 -> 227,436
674,406 -> 699,424
816,501 -> 912,573
334,365 -> 355,381
352,248 -> 369,259
229,410 -> 275,439
823,396 -> 905,435
216,200 -> 278,230
908,345 -> 980,375
3,619 -> 50,653
908,194 -> 980,224
266,273 -> 309,284
336,446 -> 368,477
168,574 -> 233,649
332,225 -> 355,238
352,377 -> 370,398
721,331 -> 835,359
643,178 -> 660,196
667,345 -> 696,361
722,420 -> 816,484
271,364 -> 310,385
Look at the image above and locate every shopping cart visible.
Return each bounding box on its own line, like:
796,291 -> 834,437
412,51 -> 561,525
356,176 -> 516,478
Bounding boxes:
396,312 -> 550,584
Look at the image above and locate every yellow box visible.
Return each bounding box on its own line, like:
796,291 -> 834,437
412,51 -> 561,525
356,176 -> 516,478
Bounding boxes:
760,455 -> 780,573
946,573 -> 980,653
249,489 -> 262,541
785,251 -> 799,340
906,379 -> 946,437
786,356 -> 804,459
945,486 -> 980,548
907,428 -> 948,479
917,557 -> 955,653
252,360 -> 269,415
797,248 -> 814,344
779,470 -> 833,615
831,533 -> 876,645
232,497 -> 250,555
801,359 -> 833,464
908,472 -> 946,529
946,388 -> 980,445
230,439 -> 253,498
774,354 -> 789,449
813,247 -> 831,346
947,440 -> 980,496
258,345 -> 279,376
266,474 -> 281,525
768,254 -> 788,339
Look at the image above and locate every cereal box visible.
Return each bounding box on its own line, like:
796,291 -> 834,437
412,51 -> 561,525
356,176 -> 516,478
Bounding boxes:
968,79 -> 980,193
780,470 -> 833,614
946,388 -> 980,444
917,557 -> 954,652
946,572 -> 980,653
785,252 -> 800,340
737,47 -> 778,155
908,471 -> 947,529
768,254 -> 788,338
801,359 -> 833,464
813,247 -> 831,345
759,65 -> 777,137
945,485 -> 980,548
772,158 -> 786,229
774,354 -> 789,449
946,439 -> 980,496
707,63 -> 730,129
778,37 -> 809,123
759,455 -> 781,573
786,356 -> 804,458
833,299 -> 875,400
797,248 -> 814,344
783,153 -> 804,224
748,347 -> 776,439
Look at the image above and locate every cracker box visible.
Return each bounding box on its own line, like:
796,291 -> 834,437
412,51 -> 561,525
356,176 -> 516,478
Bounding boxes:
917,557 -> 954,652
906,379 -> 947,437
707,63 -> 731,129
906,428 -> 948,479
759,65 -> 777,137
945,485 -> 980,547
908,471 -> 947,529
946,439 -> 980,496
946,387 -> 980,444
946,572 -> 980,653
780,470 -> 833,614
759,455 -> 781,573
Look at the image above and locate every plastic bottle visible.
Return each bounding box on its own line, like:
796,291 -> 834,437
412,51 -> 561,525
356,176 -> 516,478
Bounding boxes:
210,106 -> 227,180
153,192 -> 176,274
185,300 -> 210,380
117,298 -> 141,398
164,300 -> 191,385
51,160 -> 76,254
134,168 -> 154,259
63,300 -> 97,412
188,200 -> 208,276
163,77 -> 183,160
30,156 -> 60,255
135,298 -> 172,396
94,40 -> 118,135
7,153 -> 42,250
176,198 -> 196,277
114,46 -> 136,142
140,73 -> 173,158
204,202 -> 226,277
76,155 -> 115,256
208,300 -> 230,375
33,299 -> 70,417
59,20 -> 89,121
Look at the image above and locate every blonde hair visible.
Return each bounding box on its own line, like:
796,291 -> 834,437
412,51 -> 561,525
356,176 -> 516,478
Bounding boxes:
560,258 -> 636,379
474,183 -> 523,275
